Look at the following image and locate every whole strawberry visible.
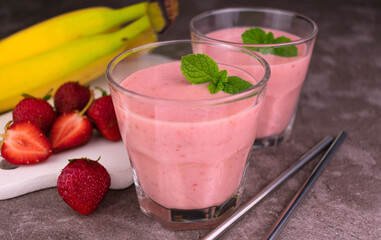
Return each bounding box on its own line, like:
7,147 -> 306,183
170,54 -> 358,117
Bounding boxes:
0,121 -> 52,165
87,88 -> 121,141
12,94 -> 56,134
54,82 -> 91,115
50,91 -> 94,153
57,157 -> 111,215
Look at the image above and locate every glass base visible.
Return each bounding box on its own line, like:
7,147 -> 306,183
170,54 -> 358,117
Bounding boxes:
253,131 -> 288,149
135,185 -> 243,230
130,146 -> 253,230
253,113 -> 295,149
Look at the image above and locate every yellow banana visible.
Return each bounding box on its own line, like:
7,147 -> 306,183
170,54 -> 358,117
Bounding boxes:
0,2 -> 148,66
0,15 -> 155,113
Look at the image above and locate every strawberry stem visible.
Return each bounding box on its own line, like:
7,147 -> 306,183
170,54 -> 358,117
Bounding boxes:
95,87 -> 108,97
0,122 -> 8,148
43,89 -> 53,101
22,93 -> 35,98
4,121 -> 12,131
68,157 -> 97,163
22,88 -> 52,100
79,90 -> 94,116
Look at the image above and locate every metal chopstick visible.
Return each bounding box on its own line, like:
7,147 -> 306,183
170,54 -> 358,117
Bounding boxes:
202,135 -> 334,240
264,131 -> 347,240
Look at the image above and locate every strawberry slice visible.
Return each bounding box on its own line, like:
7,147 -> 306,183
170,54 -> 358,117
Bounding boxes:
50,91 -> 94,153
0,121 -> 52,165
50,113 -> 93,153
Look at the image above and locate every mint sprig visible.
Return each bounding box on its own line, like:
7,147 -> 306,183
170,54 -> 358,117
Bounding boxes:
180,53 -> 218,84
241,27 -> 298,57
181,54 -> 253,94
223,76 -> 254,94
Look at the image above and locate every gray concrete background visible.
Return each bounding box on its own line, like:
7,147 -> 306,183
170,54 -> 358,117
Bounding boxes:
1,0 -> 380,239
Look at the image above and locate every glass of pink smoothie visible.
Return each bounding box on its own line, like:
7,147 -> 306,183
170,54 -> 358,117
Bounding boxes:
190,8 -> 318,148
106,40 -> 270,229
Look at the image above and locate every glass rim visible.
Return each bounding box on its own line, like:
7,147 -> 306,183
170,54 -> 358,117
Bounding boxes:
106,39 -> 270,105
190,7 -> 318,48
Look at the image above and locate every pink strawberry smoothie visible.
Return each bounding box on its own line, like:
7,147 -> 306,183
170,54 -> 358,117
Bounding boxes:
206,27 -> 312,138
113,61 -> 264,209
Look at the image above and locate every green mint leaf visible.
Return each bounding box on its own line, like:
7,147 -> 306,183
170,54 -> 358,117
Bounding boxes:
180,54 -> 219,84
215,70 -> 228,83
273,36 -> 298,57
258,47 -> 274,55
208,81 -> 224,94
223,76 -> 253,94
208,70 -> 229,93
241,27 -> 298,57
180,54 -> 253,95
274,36 -> 291,43
241,28 -> 274,44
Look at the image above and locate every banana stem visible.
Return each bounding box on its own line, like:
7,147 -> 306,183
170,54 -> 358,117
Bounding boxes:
112,14 -> 152,40
114,2 -> 148,22
147,1 -> 167,33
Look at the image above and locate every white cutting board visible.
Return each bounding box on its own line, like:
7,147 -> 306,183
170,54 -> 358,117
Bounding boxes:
0,75 -> 132,200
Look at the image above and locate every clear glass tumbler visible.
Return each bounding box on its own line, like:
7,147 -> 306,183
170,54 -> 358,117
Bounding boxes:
190,8 -> 318,148
106,40 -> 270,229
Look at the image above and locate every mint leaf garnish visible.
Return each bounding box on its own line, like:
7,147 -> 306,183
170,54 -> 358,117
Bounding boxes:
241,28 -> 275,45
215,69 -> 228,83
180,54 -> 219,84
241,27 -> 298,57
273,36 -> 298,57
208,82 -> 223,94
223,76 -> 253,94
181,54 -> 253,94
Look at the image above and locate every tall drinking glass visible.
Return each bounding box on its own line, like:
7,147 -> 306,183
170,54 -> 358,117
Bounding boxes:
106,40 -> 270,229
190,8 -> 318,148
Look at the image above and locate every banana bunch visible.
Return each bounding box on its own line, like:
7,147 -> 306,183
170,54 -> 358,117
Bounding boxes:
0,2 -> 169,113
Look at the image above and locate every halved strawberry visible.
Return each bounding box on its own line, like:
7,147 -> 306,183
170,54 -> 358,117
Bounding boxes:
50,113 -> 93,153
50,91 -> 94,153
0,121 -> 52,165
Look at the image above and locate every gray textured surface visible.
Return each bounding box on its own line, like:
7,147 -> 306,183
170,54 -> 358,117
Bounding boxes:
1,0 -> 380,239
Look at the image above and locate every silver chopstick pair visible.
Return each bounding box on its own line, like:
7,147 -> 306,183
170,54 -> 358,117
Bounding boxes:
202,131 -> 347,240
